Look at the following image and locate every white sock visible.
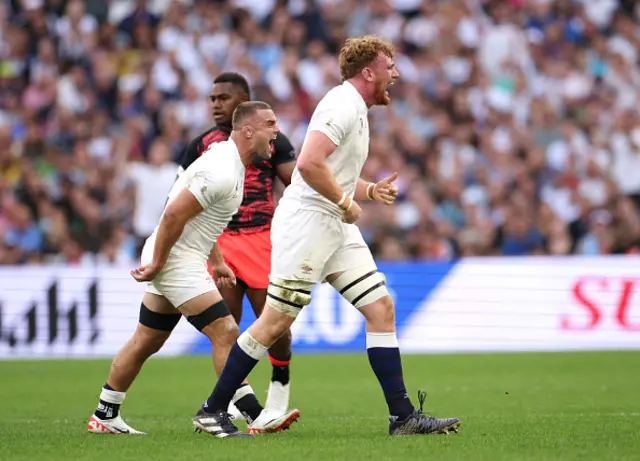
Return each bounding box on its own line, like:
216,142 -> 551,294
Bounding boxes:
232,384 -> 255,404
100,388 -> 126,405
237,331 -> 268,361
366,332 -> 399,349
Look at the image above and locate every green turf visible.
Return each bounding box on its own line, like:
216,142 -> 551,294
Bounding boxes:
1,351 -> 639,461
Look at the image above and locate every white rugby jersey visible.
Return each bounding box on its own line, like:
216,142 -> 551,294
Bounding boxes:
280,81 -> 370,217
145,139 -> 245,260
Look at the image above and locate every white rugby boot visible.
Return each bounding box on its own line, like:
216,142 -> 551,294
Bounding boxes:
247,408 -> 300,434
87,414 -> 145,435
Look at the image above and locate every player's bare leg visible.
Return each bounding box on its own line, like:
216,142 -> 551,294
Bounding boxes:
89,293 -> 179,435
328,269 -> 460,435
199,280 -> 308,435
179,291 -> 262,438
247,288 -> 293,416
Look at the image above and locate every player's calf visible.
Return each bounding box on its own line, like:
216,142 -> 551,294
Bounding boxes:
184,298 -> 265,424
200,278 -> 312,424
249,287 -> 294,407
330,267 -> 418,423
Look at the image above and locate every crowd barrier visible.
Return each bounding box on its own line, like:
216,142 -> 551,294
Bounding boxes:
1,257 -> 639,359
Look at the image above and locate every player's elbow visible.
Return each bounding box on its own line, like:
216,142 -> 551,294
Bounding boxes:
161,205 -> 184,229
297,157 -> 321,178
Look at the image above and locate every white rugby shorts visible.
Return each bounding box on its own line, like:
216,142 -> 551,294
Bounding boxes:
140,238 -> 217,308
270,206 -> 376,283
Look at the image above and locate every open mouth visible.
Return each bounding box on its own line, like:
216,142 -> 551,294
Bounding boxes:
385,82 -> 394,97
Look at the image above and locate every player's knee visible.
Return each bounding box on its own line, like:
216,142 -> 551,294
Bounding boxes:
131,326 -> 170,358
362,295 -> 396,331
141,332 -> 168,355
378,295 -> 396,325
212,316 -> 241,348
266,278 -> 314,319
136,303 -> 180,355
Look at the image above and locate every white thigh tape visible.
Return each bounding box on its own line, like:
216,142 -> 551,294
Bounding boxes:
331,264 -> 388,308
267,278 -> 314,318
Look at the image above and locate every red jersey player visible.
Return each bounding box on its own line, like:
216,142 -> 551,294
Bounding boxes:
178,73 -> 296,422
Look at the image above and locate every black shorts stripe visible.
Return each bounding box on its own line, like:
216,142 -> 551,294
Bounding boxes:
339,270 -> 378,295
269,282 -> 311,295
267,293 -> 303,309
351,281 -> 386,306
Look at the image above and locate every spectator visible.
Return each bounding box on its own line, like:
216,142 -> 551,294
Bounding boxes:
2,0 -> 640,266
128,139 -> 177,245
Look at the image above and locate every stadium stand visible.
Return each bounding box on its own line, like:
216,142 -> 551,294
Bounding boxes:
2,0 -> 640,265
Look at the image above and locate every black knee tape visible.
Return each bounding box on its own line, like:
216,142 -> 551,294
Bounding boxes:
186,300 -> 231,331
138,304 -> 181,332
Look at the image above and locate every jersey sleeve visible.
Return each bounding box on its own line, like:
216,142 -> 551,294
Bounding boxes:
272,132 -> 296,165
307,96 -> 358,146
186,170 -> 232,209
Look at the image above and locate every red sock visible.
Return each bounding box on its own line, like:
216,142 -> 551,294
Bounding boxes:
268,353 -> 290,367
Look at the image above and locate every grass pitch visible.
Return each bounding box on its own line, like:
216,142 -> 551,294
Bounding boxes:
1,351 -> 639,461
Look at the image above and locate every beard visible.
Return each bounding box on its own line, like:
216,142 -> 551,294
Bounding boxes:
373,81 -> 391,106
253,142 -> 272,161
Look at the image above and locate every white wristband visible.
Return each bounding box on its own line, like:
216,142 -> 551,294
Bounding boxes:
337,192 -> 347,207
367,183 -> 375,200
344,197 -> 353,212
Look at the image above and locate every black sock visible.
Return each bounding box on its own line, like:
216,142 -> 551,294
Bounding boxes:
204,341 -> 262,413
271,365 -> 290,385
269,354 -> 291,385
233,384 -> 264,423
94,383 -> 122,420
367,346 -> 414,420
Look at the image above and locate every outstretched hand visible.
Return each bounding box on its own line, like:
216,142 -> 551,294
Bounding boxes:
373,172 -> 399,205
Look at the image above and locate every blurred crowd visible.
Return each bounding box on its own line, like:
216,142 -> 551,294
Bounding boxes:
2,0 -> 640,265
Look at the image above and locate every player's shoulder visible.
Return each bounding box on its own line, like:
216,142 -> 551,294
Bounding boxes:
319,83 -> 350,105
186,126 -> 212,148
201,125 -> 231,147
191,147 -> 238,186
316,83 -> 360,114
199,139 -> 237,165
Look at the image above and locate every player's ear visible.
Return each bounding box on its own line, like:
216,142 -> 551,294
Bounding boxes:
362,67 -> 374,82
